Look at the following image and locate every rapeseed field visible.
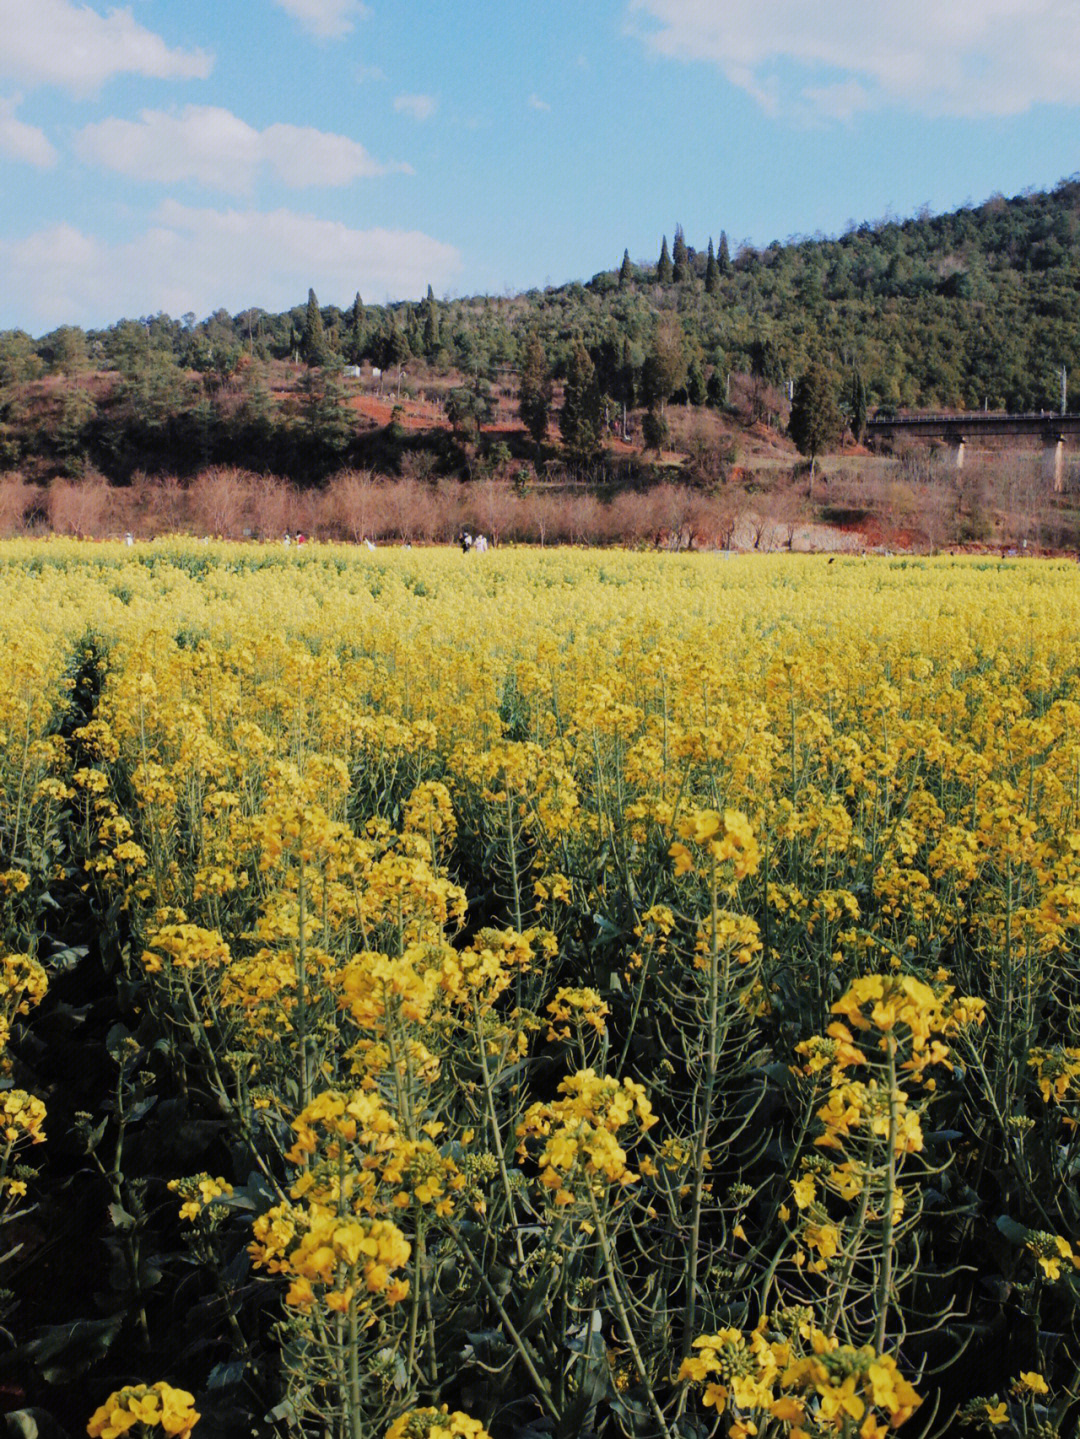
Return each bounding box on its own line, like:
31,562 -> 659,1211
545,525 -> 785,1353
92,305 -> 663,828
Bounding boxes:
2,540 -> 1079,1439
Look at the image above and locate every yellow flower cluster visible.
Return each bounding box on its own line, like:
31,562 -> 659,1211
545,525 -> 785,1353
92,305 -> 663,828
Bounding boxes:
517,1070 -> 656,1205
680,1317 -> 921,1438
86,1384 -> 199,1439
250,1203 -> 411,1312
384,1407 -> 491,1439
669,808 -> 761,881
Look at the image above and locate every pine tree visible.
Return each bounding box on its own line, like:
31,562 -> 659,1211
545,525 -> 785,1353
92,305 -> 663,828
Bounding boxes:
518,332 -> 553,449
347,292 -> 365,363
302,288 -> 330,367
423,285 -> 440,357
705,239 -> 721,296
849,368 -> 867,443
687,356 -> 708,406
789,362 -> 841,488
618,249 -> 634,288
641,314 -> 687,412
657,236 -> 674,285
672,224 -> 689,284
560,339 -> 602,465
718,231 -> 732,276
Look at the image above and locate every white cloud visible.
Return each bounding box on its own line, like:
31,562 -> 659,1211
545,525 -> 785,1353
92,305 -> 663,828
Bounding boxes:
0,0 -> 211,93
74,106 -> 408,191
0,205 -> 462,330
274,0 -> 369,39
528,94 -> 551,112
394,93 -> 437,121
628,0 -> 1080,118
0,97 -> 57,166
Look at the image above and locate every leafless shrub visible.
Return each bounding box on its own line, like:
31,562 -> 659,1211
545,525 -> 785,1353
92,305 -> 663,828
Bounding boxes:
48,476 -> 111,537
0,476 -> 40,536
326,469 -> 382,543
187,467 -> 254,537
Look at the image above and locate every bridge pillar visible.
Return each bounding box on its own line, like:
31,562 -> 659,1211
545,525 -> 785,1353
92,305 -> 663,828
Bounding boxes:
1043,435 -> 1065,492
950,436 -> 966,470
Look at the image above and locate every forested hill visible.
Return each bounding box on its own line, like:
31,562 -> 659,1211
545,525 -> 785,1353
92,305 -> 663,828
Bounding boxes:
4,176 -> 1080,458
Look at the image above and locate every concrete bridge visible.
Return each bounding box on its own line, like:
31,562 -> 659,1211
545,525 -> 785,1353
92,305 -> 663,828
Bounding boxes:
866,410 -> 1080,488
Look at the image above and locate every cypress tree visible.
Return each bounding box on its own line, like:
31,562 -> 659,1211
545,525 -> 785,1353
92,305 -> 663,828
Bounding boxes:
672,224 -> 689,283
618,249 -> 634,288
657,236 -> 674,284
518,331 -> 553,449
348,292 -> 365,363
789,361 -> 841,488
423,284 -> 440,357
718,230 -> 732,276
705,239 -> 721,295
560,339 -> 603,464
302,288 -> 330,367
849,368 -> 867,443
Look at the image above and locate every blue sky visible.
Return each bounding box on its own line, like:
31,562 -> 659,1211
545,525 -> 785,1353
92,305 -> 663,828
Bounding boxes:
2,0 -> 1080,333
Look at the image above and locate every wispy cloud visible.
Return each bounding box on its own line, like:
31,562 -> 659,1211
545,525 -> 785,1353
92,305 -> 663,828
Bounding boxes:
0,0 -> 211,93
0,205 -> 462,329
75,107 -> 408,191
394,93 -> 438,121
273,0 -> 369,39
0,97 -> 57,166
628,0 -> 1080,118
528,94 -> 551,112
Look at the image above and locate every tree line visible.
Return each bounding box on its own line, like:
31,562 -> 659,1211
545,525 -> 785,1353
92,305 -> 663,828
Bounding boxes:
3,177 -> 1080,483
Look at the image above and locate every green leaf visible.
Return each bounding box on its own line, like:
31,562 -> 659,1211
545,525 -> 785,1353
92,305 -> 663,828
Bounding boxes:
995,1215 -> 1032,1246
24,1315 -> 124,1384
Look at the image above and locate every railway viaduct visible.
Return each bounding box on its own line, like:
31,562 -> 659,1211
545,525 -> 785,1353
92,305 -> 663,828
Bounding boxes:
866,411 -> 1080,489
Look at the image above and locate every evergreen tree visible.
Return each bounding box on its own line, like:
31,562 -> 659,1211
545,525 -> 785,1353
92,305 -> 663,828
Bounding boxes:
705,239 -> 721,296
641,314 -> 687,412
848,368 -> 867,443
423,285 -> 441,358
559,340 -> 603,465
718,230 -> 732,276
517,332 -> 553,449
302,288 -> 330,367
672,224 -> 689,284
657,236 -> 674,285
618,249 -> 634,288
347,292 -> 365,364
686,356 -> 708,406
789,361 -> 841,487
641,406 -> 669,454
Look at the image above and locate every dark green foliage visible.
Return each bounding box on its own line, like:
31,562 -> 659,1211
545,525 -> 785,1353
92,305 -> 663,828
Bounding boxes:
641,314 -> 687,411
717,230 -> 732,276
559,340 -> 603,463
686,356 -> 708,407
789,362 -> 841,475
618,250 -> 634,288
705,239 -> 721,296
517,332 -> 553,448
302,288 -> 331,367
641,406 -> 669,453
672,225 -> 689,284
422,286 -> 440,358
657,235 -> 674,285
848,368 -> 867,442
347,292 -> 365,364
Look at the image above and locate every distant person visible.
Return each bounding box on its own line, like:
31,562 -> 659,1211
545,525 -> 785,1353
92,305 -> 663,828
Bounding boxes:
365,538 -> 376,551
461,531 -> 472,553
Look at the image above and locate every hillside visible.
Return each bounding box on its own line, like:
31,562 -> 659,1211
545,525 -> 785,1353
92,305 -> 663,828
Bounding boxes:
2,177 -> 1080,489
